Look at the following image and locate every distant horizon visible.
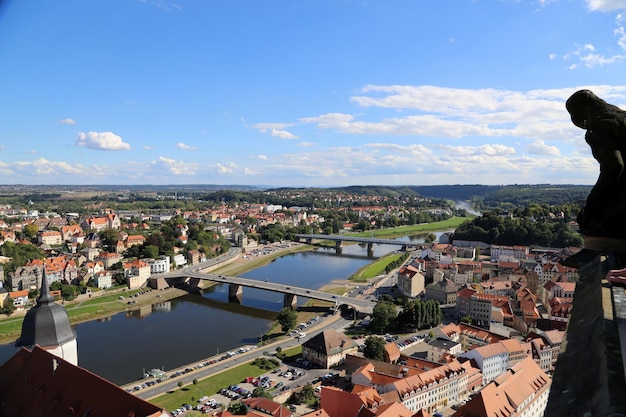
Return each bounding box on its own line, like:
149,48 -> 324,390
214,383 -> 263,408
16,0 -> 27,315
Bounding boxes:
0,183 -> 593,190
0,1 -> 622,186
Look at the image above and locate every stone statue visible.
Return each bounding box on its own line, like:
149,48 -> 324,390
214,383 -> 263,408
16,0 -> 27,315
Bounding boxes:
566,90 -> 626,243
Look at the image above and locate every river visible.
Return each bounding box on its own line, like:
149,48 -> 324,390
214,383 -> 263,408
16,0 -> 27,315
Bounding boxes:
0,232 -> 447,385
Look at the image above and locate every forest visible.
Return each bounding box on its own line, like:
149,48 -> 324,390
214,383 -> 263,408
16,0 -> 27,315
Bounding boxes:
452,210 -> 583,247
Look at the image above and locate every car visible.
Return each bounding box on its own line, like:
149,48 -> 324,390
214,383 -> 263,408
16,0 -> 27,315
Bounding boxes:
331,295 -> 337,298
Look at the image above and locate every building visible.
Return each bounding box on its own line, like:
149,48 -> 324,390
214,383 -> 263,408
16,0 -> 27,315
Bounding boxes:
147,256 -> 170,274
93,271 -> 113,289
124,259 -> 151,289
461,338 -> 528,385
8,290 -> 29,310
397,262 -> 426,298
302,329 -> 359,369
37,230 -> 62,246
425,278 -> 459,305
490,244 -> 529,262
425,337 -> 462,363
452,357 -> 551,417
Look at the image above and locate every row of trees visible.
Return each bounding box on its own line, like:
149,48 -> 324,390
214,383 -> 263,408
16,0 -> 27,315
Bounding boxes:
370,297 -> 443,333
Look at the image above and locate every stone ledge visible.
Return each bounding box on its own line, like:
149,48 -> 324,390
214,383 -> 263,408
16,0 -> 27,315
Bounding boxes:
544,254 -> 626,417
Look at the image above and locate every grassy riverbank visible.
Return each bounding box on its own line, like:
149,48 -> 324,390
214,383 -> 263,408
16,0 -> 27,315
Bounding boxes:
0,286 -> 189,345
350,252 -> 407,282
345,216 -> 471,239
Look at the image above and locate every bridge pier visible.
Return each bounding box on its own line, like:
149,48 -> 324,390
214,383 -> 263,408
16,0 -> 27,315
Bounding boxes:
367,243 -> 374,256
306,238 -> 312,244
228,283 -> 243,303
401,244 -> 407,251
283,293 -> 297,309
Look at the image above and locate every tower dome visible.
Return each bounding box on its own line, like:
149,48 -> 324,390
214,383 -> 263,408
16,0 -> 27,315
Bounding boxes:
15,267 -> 78,364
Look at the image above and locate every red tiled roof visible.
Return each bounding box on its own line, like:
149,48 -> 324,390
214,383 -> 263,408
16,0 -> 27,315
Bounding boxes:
0,346 -> 165,417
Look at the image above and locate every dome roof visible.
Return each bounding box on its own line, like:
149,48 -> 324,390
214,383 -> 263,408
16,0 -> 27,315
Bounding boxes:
15,268 -> 76,349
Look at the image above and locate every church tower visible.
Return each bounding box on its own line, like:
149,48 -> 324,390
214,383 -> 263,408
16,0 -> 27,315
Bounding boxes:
15,268 -> 78,365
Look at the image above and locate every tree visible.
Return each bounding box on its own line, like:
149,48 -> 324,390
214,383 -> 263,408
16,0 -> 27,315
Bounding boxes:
277,307 -> 297,332
298,383 -> 316,404
99,228 -> 119,250
1,296 -> 15,315
252,387 -> 272,399
23,223 -> 39,240
363,336 -> 386,361
370,301 -> 397,332
461,315 -> 473,324
227,402 -> 248,415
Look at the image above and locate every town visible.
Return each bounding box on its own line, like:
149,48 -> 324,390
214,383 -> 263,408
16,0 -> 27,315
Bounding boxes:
0,186 -> 613,417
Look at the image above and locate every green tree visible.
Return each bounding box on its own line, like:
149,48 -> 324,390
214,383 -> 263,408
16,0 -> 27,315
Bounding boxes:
370,301 -> 397,332
227,402 -> 248,415
2,296 -> 15,315
298,383 -> 316,404
61,284 -> 79,301
363,336 -> 386,361
23,223 -> 39,240
461,315 -> 473,324
98,228 -> 119,250
277,307 -> 297,332
252,387 -> 272,399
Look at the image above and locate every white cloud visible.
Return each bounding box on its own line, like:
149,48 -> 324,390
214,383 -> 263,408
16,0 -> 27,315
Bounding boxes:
13,158 -> 84,175
176,142 -> 198,150
271,129 -> 298,140
143,145 -> 153,150
525,139 -> 561,156
59,118 -> 76,125
251,122 -> 292,131
290,86 -> 589,143
296,141 -> 316,147
616,26 -> 626,50
585,0 -> 626,12
251,122 -> 298,140
77,131 -> 131,151
214,162 -> 238,174
250,154 -> 268,160
151,156 -> 197,175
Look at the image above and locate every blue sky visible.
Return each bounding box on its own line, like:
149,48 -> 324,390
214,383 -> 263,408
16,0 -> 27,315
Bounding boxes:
2,0 -> 626,187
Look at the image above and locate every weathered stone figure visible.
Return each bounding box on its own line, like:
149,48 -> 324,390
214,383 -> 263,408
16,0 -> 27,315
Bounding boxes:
566,89 -> 626,245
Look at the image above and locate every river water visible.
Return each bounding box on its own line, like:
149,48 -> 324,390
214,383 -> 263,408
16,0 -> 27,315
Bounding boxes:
0,232 -> 447,385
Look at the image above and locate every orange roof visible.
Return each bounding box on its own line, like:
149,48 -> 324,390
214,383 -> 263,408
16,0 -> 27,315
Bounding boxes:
0,346 -> 164,417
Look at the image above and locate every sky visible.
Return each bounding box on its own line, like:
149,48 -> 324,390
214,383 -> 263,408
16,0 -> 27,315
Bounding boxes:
2,0 -> 626,188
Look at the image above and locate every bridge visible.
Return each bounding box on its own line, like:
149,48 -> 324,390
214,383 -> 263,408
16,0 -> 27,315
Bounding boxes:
168,261 -> 377,315
293,233 -> 422,254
